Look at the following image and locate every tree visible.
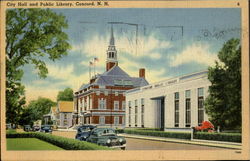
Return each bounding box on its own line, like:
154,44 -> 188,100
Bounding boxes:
19,97 -> 56,126
6,8 -> 71,124
57,87 -> 74,102
205,38 -> 241,130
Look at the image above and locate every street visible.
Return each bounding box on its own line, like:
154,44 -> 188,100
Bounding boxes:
52,131 -> 234,150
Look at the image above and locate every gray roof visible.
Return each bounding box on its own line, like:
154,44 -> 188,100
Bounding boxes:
78,65 -> 149,91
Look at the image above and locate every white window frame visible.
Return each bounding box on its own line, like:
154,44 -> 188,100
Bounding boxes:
114,116 -> 119,125
104,91 -> 108,96
122,101 -> 126,110
115,91 -> 118,96
114,101 -> 119,110
98,98 -> 106,109
99,116 -> 105,125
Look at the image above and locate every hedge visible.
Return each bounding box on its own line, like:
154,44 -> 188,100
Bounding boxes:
122,129 -> 241,143
6,132 -> 112,150
194,132 -> 241,143
124,129 -> 191,140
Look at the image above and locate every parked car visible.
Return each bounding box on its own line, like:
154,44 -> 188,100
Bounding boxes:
75,125 -> 96,141
23,125 -> 31,132
40,125 -> 52,133
32,125 -> 40,132
87,128 -> 126,150
195,121 -> 214,132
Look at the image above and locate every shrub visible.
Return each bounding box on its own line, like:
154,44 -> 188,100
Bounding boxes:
194,132 -> 241,143
6,132 -> 112,150
115,129 -> 124,133
124,129 -> 191,139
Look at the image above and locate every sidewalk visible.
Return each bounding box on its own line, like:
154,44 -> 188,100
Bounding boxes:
119,133 -> 242,150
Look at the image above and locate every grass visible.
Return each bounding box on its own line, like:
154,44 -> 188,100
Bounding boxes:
7,138 -> 64,150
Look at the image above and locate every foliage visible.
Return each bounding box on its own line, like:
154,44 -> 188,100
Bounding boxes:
124,129 -> 191,140
7,138 -> 63,150
205,38 -> 241,130
193,132 -> 241,143
57,87 -> 74,102
19,97 -> 56,126
6,132 -> 112,150
6,8 -> 71,124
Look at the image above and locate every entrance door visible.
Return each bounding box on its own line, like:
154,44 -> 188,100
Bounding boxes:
151,96 -> 165,131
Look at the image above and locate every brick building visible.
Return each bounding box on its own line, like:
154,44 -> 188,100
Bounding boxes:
74,27 -> 148,128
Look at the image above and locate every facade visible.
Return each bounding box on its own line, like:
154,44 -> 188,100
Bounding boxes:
43,106 -> 57,125
74,26 -> 148,128
125,71 -> 210,131
56,101 -> 74,128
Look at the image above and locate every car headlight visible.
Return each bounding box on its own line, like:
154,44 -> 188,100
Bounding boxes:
119,138 -> 123,142
107,139 -> 111,144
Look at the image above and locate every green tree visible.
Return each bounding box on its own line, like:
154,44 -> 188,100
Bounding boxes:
57,87 -> 74,102
19,97 -> 56,126
205,38 -> 241,130
6,8 -> 71,124
27,97 -> 56,121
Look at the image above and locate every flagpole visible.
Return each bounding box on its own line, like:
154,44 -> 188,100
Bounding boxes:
89,62 -> 91,80
94,58 -> 95,76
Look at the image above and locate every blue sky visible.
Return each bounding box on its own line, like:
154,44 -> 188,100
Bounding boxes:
21,8 -> 241,103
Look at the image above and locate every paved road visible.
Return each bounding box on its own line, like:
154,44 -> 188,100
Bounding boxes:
52,131 -> 233,150
125,138 -> 228,150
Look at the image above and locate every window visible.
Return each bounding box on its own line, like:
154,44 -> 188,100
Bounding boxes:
114,101 -> 119,110
185,90 -> 191,127
64,120 -> 68,126
104,91 -> 108,96
198,88 -> 204,125
115,92 -> 118,96
96,91 -> 100,96
122,116 -> 125,125
98,98 -> 106,109
99,116 -> 105,125
141,98 -> 144,106
128,101 -> 131,126
174,92 -> 179,127
64,114 -> 67,119
135,102 -> 138,127
141,98 -> 145,127
122,101 -> 126,110
114,117 -> 119,125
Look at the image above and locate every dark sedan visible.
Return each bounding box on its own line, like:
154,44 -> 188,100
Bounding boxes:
87,128 -> 126,150
40,125 -> 52,133
75,125 -> 96,141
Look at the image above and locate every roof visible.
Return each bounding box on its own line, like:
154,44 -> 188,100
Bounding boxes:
58,101 -> 74,112
78,65 -> 149,91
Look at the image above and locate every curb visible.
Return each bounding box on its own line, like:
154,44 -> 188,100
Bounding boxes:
119,134 -> 242,150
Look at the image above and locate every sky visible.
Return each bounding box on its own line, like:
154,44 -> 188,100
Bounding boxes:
21,8 -> 241,103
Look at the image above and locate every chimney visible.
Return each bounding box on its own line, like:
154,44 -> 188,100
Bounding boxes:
139,68 -> 145,78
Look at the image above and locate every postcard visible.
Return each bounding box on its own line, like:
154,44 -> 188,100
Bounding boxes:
0,0 -> 249,160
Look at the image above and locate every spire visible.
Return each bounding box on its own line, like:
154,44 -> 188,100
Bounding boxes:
106,24 -> 118,71
109,24 -> 115,46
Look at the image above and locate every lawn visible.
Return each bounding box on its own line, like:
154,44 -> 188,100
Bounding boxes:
7,138 -> 64,150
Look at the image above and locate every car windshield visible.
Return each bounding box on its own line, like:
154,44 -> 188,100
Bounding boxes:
99,129 -> 116,136
79,127 -> 90,132
41,126 -> 50,130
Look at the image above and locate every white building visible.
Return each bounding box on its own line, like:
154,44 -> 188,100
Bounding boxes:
125,71 -> 210,131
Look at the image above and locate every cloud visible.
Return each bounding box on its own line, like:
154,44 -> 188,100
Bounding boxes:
170,42 -> 219,67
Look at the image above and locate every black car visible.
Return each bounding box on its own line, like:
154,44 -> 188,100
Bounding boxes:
23,125 -> 31,132
75,125 -> 96,141
87,128 -> 126,150
40,125 -> 52,133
